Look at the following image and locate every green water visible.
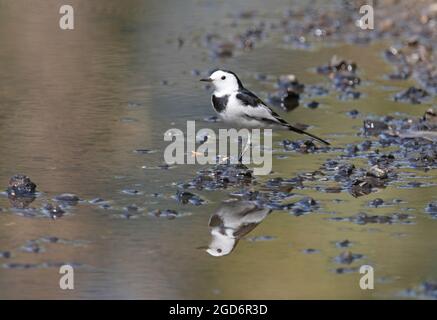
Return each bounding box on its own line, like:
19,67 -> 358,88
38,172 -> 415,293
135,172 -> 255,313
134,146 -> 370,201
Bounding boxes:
0,0 -> 436,299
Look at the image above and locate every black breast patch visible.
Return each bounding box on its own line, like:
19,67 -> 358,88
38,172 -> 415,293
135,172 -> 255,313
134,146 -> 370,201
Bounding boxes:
212,94 -> 228,113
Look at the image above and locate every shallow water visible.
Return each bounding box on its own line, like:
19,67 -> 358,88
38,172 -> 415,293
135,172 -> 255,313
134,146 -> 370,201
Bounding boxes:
0,0 -> 436,299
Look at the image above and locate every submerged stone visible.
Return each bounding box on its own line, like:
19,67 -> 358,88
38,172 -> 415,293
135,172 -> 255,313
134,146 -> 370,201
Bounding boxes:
149,209 -> 180,219
54,193 -> 80,206
42,203 -> 65,219
394,86 -> 429,104
175,191 -> 205,205
334,251 -> 363,264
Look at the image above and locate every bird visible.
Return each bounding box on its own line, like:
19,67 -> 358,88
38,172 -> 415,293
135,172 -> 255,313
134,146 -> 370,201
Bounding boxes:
202,200 -> 271,257
200,69 -> 330,148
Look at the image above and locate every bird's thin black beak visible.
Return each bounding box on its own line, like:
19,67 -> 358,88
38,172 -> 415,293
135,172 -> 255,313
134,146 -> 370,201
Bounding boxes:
200,78 -> 212,82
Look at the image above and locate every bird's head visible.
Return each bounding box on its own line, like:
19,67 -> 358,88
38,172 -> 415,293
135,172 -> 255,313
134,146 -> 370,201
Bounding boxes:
200,69 -> 242,94
205,229 -> 236,257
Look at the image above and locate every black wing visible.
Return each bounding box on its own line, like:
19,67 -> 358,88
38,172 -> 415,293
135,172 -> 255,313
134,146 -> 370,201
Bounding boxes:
237,89 -> 292,126
236,88 -> 267,107
237,88 -> 330,145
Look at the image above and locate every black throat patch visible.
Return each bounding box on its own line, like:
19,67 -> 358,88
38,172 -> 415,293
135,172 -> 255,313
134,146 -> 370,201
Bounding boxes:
212,94 -> 229,113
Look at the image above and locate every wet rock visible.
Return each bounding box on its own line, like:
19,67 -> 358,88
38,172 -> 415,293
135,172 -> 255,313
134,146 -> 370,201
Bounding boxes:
182,163 -> 254,191
42,203 -> 65,219
89,198 -> 106,204
0,251 -> 11,259
335,240 -> 351,248
414,66 -> 437,96
2,263 -> 39,270
363,119 -> 389,136
420,282 -> 437,299
119,204 -> 140,219
401,281 -> 437,299
267,74 -> 305,112
394,87 -> 429,104
134,149 -> 156,154
324,186 -> 342,193
332,72 -> 360,90
400,181 -> 423,188
40,261 -> 82,269
280,91 -> 300,111
305,101 -> 319,109
233,10 -> 257,19
344,144 -> 359,156
203,115 -> 220,123
334,251 -> 363,264
9,207 -> 39,218
124,204 -> 139,212
290,197 -> 318,216
254,73 -> 268,81
305,85 -> 329,97
7,175 -> 36,196
302,248 -> 320,254
316,56 -> 361,98
127,102 -> 144,108
175,191 -> 205,205
40,236 -> 60,243
339,90 -> 361,100
246,235 -> 276,242
367,165 -> 388,179
388,65 -> 411,80
349,179 -> 373,197
283,35 -> 311,49
369,154 -> 395,167
425,202 -> 437,218
346,109 -> 359,118
282,139 -> 318,153
21,241 -> 43,253
369,198 -> 384,208
335,267 -> 358,274
264,177 -> 294,193
276,74 -> 305,93
358,140 -> 372,151
316,56 -> 357,74
384,47 -> 402,64
329,162 -> 355,177
268,90 -> 300,112
210,41 -> 234,58
121,189 -> 143,196
338,212 -> 412,225
54,193 -> 80,206
355,212 -> 391,224
149,209 -> 180,219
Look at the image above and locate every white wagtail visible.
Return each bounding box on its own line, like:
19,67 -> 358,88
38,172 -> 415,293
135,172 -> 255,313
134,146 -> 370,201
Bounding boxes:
200,69 -> 330,156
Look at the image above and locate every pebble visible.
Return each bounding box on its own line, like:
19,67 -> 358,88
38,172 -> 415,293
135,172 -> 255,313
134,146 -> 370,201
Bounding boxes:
334,251 -> 363,264
7,174 -> 37,196
54,193 -> 80,206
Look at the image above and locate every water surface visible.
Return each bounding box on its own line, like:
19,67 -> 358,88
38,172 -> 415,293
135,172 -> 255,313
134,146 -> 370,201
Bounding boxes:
0,0 -> 436,299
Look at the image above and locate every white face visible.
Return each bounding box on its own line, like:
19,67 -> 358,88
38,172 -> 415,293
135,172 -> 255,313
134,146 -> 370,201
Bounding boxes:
206,229 -> 236,257
208,70 -> 240,93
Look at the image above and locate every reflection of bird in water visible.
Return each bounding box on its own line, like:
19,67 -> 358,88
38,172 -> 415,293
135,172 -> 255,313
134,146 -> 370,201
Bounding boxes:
205,200 -> 271,257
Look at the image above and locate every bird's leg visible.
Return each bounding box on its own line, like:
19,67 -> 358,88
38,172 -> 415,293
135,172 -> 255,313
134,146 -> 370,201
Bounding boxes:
238,131 -> 252,163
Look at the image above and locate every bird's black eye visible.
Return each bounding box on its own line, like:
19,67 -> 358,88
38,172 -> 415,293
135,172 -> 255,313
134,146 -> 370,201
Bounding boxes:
217,248 -> 222,253
221,76 -> 226,80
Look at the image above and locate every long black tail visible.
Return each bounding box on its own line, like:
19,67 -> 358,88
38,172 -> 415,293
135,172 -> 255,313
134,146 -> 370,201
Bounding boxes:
287,125 -> 330,145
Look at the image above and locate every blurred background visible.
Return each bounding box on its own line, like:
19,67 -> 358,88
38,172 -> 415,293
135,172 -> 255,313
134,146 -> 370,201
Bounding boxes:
0,0 -> 436,299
